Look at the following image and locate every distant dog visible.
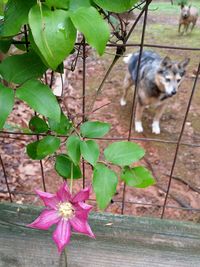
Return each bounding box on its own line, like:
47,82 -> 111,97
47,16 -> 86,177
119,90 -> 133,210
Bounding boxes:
120,51 -> 190,134
179,4 -> 199,34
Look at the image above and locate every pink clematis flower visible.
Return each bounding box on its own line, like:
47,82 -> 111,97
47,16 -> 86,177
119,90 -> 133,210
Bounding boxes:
28,182 -> 95,253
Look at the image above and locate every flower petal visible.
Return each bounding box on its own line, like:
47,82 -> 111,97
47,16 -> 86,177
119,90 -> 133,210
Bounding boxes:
56,182 -> 71,202
77,202 -> 93,211
70,216 -> 95,238
27,209 -> 60,230
74,202 -> 93,220
72,186 -> 91,203
53,219 -> 71,253
36,190 -> 59,209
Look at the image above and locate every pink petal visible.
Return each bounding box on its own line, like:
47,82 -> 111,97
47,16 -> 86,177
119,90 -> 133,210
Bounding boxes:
27,209 -> 60,230
56,182 -> 71,202
70,216 -> 95,238
53,219 -> 71,253
36,190 -> 59,209
77,202 -> 93,211
74,202 -> 93,220
72,186 -> 91,203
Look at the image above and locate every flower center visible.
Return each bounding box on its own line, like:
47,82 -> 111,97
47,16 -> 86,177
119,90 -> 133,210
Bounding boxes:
58,202 -> 74,219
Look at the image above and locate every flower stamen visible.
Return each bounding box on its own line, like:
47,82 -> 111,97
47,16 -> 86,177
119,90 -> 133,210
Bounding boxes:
58,202 -> 74,219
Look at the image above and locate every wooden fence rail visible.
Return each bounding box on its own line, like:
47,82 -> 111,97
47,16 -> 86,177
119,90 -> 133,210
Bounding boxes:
0,203 -> 200,267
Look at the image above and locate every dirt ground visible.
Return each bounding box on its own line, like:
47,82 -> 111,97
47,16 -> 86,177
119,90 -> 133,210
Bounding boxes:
1,2 -> 200,222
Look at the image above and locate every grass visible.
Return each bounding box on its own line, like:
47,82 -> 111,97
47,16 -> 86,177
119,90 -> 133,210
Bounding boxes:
134,1 -> 200,16
129,23 -> 200,48
149,0 -> 200,14
128,0 -> 200,60
145,24 -> 200,48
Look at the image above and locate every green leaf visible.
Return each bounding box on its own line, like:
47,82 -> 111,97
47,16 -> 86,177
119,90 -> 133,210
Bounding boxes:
104,141 -> 145,166
0,51 -> 47,84
13,37 -> 27,52
56,62 -> 64,74
29,116 -> 49,133
48,112 -> 72,135
80,140 -> 99,166
93,163 -> 118,210
121,166 -> 155,188
27,135 -> 60,160
0,0 -> 7,17
70,6 -> 110,55
45,0 -> 69,9
37,136 -> 60,158
0,83 -> 14,129
69,0 -> 91,11
0,39 -> 11,53
27,140 -> 41,160
66,135 -> 81,165
0,0 -> 36,37
29,4 -> 76,70
55,154 -> 82,179
80,121 -> 110,138
93,0 -> 137,13
29,30 -> 50,68
16,79 -> 61,122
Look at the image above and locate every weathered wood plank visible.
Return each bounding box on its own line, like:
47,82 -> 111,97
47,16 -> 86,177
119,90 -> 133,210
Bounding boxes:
0,202 -> 200,267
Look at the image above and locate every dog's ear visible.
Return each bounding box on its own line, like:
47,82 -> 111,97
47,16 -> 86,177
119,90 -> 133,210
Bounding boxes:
178,58 -> 190,69
161,56 -> 172,68
180,4 -> 184,9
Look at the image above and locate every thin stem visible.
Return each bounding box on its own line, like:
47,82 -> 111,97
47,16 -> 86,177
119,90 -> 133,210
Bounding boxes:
70,162 -> 73,194
63,248 -> 68,267
38,1 -> 53,59
71,125 -> 81,138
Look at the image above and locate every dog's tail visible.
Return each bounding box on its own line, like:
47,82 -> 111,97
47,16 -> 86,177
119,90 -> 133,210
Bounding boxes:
123,53 -> 132,64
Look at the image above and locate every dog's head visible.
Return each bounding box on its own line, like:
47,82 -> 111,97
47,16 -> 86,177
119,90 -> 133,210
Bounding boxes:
181,5 -> 191,19
155,56 -> 190,97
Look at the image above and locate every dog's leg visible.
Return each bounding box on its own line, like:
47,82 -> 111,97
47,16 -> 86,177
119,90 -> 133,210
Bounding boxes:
152,103 -> 166,134
120,72 -> 133,106
191,21 -> 196,32
135,102 -> 145,133
178,23 -> 184,35
185,23 -> 189,33
178,23 -> 181,33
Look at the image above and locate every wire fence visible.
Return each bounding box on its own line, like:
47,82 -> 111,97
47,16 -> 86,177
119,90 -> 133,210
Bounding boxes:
0,0 -> 200,220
